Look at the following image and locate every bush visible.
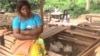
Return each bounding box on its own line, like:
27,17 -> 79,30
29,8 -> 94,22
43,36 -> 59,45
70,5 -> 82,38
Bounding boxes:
68,6 -> 88,18
89,3 -> 100,13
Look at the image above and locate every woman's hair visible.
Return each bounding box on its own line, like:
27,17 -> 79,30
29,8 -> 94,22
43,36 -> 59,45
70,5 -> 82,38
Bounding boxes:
62,9 -> 68,19
16,1 -> 32,18
63,9 -> 68,15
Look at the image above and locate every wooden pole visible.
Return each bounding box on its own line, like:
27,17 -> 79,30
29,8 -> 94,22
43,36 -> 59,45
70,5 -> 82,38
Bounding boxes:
39,0 -> 44,21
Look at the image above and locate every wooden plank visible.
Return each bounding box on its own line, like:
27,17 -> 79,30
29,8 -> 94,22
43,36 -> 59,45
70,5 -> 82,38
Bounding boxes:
65,30 -> 100,39
81,41 -> 100,56
0,26 -> 67,56
0,45 -> 13,56
78,39 -> 100,56
73,29 -> 99,37
41,27 -> 57,35
4,35 -> 15,49
41,26 -> 67,39
58,35 -> 91,46
71,26 -> 100,32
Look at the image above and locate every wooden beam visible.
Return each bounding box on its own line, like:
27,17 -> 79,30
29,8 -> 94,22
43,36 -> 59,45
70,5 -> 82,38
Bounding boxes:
71,26 -> 100,33
65,30 -> 100,39
58,35 -> 91,46
39,0 -> 44,21
78,39 -> 100,56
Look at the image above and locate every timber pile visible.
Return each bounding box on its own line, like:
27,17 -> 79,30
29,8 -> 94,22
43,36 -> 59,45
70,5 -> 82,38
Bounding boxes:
0,26 -> 67,56
0,14 -> 15,29
0,13 -> 100,56
0,23 -> 100,56
44,23 -> 100,56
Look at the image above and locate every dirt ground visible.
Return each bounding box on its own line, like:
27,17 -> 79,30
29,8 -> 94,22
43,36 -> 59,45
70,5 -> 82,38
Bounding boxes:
70,14 -> 100,24
46,14 -> 88,26
70,14 -> 88,24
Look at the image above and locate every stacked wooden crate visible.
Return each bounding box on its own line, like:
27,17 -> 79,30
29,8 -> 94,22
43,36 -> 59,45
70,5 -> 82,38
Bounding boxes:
44,23 -> 100,56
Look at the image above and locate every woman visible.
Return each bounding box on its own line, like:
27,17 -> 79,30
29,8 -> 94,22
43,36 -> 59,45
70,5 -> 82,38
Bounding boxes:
12,1 -> 46,56
61,9 -> 70,23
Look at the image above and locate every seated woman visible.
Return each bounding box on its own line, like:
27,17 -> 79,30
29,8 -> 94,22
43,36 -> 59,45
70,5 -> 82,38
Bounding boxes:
12,1 -> 46,56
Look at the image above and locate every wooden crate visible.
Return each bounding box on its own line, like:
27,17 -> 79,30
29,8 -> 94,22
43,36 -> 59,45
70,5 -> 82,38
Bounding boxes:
44,25 -> 100,56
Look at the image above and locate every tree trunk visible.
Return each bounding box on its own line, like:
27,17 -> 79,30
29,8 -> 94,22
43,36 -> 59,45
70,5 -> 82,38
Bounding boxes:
86,0 -> 91,11
39,0 -> 43,21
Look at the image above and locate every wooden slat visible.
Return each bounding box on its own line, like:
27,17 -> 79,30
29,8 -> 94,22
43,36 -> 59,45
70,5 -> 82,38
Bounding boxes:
65,30 -> 100,39
71,26 -> 100,32
58,35 -> 91,46
81,41 -> 100,56
4,35 -> 15,49
41,26 -> 67,39
41,27 -> 57,35
0,34 -> 15,56
0,26 -> 67,56
0,45 -> 13,56
73,29 -> 99,37
78,39 -> 100,56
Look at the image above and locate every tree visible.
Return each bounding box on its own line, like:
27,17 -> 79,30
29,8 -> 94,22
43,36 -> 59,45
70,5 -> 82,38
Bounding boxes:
86,0 -> 91,11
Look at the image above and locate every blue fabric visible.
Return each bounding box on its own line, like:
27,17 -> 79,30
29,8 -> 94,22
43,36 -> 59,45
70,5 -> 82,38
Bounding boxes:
12,14 -> 43,30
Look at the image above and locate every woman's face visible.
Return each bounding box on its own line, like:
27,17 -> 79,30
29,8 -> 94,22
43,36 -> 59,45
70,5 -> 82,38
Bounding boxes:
21,5 -> 30,17
64,11 -> 67,14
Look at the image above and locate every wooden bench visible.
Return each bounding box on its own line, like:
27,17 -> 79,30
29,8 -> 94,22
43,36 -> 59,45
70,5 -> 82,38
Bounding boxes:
0,26 -> 67,56
86,14 -> 100,23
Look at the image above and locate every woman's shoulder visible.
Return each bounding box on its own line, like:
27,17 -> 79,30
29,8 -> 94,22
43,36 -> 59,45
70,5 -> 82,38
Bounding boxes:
31,13 -> 40,19
33,13 -> 40,16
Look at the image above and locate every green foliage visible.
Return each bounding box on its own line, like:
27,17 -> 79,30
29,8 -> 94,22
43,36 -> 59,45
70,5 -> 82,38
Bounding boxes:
43,0 -> 100,18
76,0 -> 86,7
44,0 -> 71,12
0,0 -> 40,12
89,2 -> 100,13
0,0 -> 100,18
68,6 -> 88,18
0,0 -> 16,12
28,0 -> 39,10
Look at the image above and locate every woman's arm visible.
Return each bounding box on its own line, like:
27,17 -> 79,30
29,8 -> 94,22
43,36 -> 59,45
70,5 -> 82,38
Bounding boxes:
13,29 -> 38,40
20,26 -> 43,36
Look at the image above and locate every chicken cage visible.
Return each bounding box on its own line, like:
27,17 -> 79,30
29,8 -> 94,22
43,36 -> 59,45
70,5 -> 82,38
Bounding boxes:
44,25 -> 100,56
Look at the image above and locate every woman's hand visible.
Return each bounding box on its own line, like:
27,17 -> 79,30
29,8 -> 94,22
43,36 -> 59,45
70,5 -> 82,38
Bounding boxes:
20,26 -> 43,36
20,30 -> 29,35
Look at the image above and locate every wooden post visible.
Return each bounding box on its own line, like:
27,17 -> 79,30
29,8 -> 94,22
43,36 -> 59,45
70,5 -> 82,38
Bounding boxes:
39,0 -> 44,22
